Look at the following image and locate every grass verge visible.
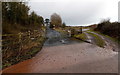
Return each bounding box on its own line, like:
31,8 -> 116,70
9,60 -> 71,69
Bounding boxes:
54,28 -> 68,34
2,31 -> 46,69
87,31 -> 106,48
88,30 -> 120,44
73,33 -> 87,41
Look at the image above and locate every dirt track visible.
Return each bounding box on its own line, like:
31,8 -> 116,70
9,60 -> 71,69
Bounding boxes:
3,42 -> 118,73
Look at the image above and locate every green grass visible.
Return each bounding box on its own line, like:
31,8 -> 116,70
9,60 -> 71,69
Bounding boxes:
3,63 -> 12,68
55,28 -> 68,34
74,33 -> 87,41
87,32 -> 106,48
88,30 -> 120,44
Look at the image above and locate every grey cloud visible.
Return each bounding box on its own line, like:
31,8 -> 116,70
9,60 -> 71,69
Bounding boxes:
28,1 -> 118,26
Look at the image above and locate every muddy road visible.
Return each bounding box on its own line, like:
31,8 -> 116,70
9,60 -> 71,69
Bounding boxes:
44,27 -> 80,46
2,28 -> 118,73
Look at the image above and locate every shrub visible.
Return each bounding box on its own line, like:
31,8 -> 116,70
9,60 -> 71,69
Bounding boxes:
95,20 -> 120,40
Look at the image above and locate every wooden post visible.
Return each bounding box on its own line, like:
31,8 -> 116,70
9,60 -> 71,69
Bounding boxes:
80,26 -> 82,34
28,30 -> 31,39
19,32 -> 22,43
18,32 -> 23,60
68,30 -> 71,37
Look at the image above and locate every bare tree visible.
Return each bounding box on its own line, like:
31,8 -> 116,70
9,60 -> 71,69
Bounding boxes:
50,13 -> 62,28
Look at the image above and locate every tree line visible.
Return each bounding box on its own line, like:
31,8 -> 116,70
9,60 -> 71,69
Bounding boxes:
2,2 -> 44,34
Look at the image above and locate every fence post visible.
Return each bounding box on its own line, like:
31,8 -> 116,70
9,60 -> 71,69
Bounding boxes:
17,32 -> 23,60
19,32 -> 22,43
68,30 -> 71,37
80,26 -> 82,34
28,30 -> 31,39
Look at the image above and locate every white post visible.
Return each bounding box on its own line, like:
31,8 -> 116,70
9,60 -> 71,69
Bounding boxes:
68,30 -> 71,37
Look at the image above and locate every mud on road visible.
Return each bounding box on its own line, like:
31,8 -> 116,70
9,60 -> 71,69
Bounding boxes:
2,28 -> 118,73
44,27 -> 81,46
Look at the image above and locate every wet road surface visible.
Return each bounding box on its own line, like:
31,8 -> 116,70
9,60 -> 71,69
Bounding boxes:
3,43 -> 118,73
2,28 -> 118,73
44,27 -> 80,46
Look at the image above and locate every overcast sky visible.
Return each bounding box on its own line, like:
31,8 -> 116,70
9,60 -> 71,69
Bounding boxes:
28,0 -> 119,26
